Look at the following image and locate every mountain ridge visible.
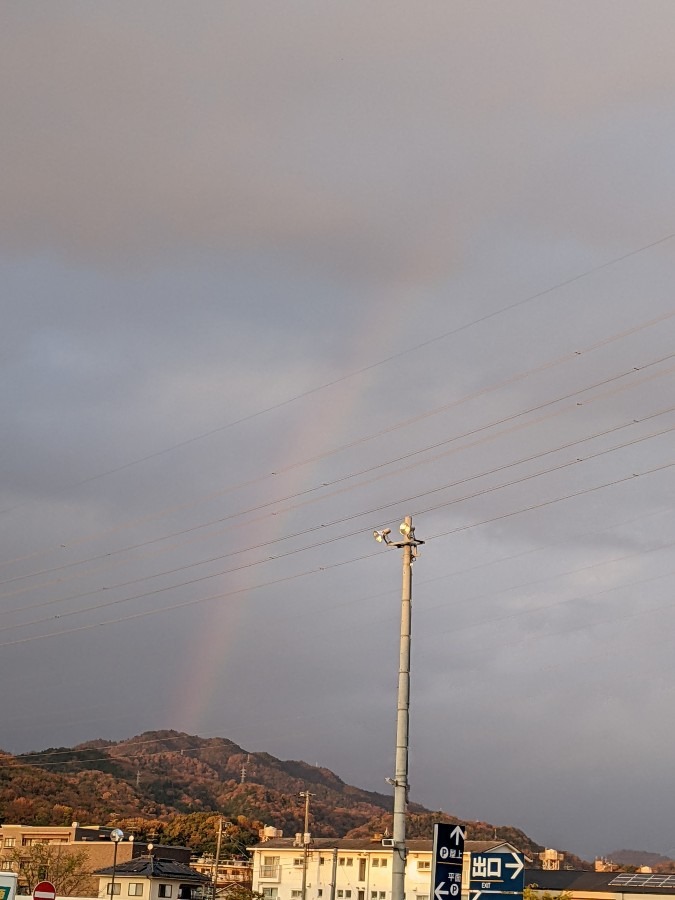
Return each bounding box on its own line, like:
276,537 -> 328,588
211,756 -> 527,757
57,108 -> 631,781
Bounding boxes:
1,729 -> 589,868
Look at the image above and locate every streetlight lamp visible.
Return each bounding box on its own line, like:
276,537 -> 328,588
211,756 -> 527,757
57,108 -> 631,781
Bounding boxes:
373,516 -> 424,900
109,829 -> 124,899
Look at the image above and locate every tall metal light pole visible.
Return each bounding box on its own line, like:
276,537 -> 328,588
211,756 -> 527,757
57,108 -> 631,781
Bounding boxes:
373,516 -> 424,900
299,790 -> 312,900
109,828 -> 124,899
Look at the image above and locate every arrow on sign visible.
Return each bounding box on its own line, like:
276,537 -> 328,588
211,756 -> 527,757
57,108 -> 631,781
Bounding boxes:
450,825 -> 466,844
435,883 -> 449,900
505,854 -> 524,880
470,892 -> 482,900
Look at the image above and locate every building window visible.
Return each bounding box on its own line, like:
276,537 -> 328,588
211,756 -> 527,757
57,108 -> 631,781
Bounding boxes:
380,859 -> 388,868
107,885 -> 121,896
358,859 -> 366,881
339,858 -> 346,866
260,857 -> 280,879
318,892 -> 323,897
262,890 -> 278,900
128,886 -> 144,896
372,859 -> 379,868
1,862 -> 13,872
418,862 -> 430,871
371,893 -> 378,899
379,894 -> 386,899
158,886 -> 172,898
346,859 -> 353,867
291,892 -> 302,898
293,859 -> 303,868
3,839 -> 15,848
319,858 -> 325,866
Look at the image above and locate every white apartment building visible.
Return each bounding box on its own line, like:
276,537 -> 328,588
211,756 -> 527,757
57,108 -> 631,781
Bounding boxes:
250,837 -> 520,900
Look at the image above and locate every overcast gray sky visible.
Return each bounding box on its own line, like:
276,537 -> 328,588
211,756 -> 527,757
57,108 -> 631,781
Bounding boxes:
3,0 -> 675,862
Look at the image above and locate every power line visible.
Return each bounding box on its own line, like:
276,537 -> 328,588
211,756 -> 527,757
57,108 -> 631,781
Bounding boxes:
2,302 -> 674,578
5,557 -> 675,769
3,407 -> 675,634
1,230 -> 673,523
0,460 -> 673,649
3,345 -> 675,597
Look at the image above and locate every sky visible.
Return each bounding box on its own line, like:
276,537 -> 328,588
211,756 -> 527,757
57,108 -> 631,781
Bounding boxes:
2,0 -> 675,862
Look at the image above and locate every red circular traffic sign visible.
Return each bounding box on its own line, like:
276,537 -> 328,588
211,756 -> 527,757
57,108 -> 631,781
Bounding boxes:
33,882 -> 56,900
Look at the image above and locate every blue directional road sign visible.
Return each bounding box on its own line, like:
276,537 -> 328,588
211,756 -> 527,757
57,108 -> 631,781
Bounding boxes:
469,851 -> 525,900
431,823 -> 465,900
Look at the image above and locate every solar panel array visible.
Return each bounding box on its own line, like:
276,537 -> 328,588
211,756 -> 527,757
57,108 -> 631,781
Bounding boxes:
609,874 -> 675,889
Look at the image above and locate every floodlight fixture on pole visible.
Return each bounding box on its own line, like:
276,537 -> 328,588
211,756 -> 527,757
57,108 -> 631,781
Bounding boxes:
372,515 -> 424,900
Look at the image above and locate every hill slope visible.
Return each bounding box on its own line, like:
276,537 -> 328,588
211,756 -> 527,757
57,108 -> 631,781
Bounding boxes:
0,729 -> 589,867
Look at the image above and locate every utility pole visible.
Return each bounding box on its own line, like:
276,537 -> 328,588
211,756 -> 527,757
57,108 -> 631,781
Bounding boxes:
212,817 -> 224,900
373,516 -> 424,900
329,847 -> 338,900
299,790 -> 313,900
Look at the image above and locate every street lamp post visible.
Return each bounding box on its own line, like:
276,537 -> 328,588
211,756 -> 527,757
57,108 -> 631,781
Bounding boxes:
109,829 -> 124,900
373,516 -> 424,900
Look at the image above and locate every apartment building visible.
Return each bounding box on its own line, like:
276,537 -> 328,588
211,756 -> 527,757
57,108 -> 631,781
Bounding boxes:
249,837 -> 520,900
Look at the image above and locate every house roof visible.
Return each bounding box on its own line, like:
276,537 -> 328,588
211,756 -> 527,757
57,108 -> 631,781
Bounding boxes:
95,856 -> 209,884
251,839 -> 519,854
525,870 -> 675,895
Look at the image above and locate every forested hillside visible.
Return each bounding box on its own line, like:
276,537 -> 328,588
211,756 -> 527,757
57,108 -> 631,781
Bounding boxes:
0,729 -> 588,866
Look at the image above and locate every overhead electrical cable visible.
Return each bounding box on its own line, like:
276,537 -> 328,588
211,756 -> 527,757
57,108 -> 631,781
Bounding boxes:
3,347 -> 675,594
1,229 -> 673,522
2,303 -> 674,574
0,440 -> 675,647
5,536 -> 675,769
4,400 -> 675,619
423,460 -> 675,541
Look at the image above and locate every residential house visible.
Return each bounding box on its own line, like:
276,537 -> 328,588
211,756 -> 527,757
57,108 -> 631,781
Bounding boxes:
189,857 -> 252,897
94,856 -> 210,900
0,824 -> 191,896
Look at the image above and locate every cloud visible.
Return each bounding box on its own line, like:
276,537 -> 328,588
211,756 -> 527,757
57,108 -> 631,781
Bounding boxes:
3,0 -> 675,862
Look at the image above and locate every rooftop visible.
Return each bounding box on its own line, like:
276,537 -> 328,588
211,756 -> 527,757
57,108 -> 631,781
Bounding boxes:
250,839 -> 518,853
95,857 -> 209,884
525,870 -> 675,895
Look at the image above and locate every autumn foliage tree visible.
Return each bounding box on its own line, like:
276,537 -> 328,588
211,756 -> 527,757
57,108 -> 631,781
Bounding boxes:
8,843 -> 92,897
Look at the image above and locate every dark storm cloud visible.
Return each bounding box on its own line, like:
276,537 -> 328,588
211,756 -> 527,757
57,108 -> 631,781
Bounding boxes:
2,0 -> 675,863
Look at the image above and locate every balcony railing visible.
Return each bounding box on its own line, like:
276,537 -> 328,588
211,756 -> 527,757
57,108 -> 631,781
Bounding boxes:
259,865 -> 280,880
